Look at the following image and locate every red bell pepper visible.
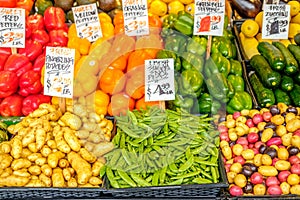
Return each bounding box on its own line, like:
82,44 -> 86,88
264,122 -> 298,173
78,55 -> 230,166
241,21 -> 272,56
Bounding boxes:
33,53 -> 45,73
0,47 -> 12,55
26,13 -> 45,30
44,7 -> 66,32
22,94 -> 51,116
18,70 -> 43,96
0,0 -> 17,8
31,29 -> 49,46
4,54 -> 33,77
18,39 -> 43,61
0,55 -> 9,71
48,29 -> 68,47
25,26 -> 32,39
0,71 -> 19,98
0,94 -> 24,117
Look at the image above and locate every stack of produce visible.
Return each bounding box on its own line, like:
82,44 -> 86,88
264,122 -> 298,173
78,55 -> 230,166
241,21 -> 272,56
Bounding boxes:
103,106 -> 220,188
0,6 -> 71,117
220,103 -> 300,196
148,0 -> 195,17
0,101 -> 114,187
249,39 -> 300,108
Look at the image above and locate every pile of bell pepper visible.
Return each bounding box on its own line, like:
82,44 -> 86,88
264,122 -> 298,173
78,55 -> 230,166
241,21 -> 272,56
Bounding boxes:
0,6 -> 69,117
159,11 -> 253,115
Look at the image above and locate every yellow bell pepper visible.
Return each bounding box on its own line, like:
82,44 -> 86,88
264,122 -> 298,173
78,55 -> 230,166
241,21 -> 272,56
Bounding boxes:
86,89 -> 110,115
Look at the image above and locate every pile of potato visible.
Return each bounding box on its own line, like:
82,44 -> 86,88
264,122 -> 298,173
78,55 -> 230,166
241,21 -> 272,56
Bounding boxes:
0,101 -> 114,187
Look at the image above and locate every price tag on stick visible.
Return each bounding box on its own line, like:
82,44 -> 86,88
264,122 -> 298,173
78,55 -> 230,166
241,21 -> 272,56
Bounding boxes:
262,4 -> 290,39
122,0 -> 149,36
44,47 -> 75,99
194,0 -> 225,36
0,8 -> 25,48
72,3 -> 102,42
145,59 -> 175,102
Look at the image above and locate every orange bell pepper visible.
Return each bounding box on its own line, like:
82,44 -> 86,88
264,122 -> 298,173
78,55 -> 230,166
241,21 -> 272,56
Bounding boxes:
113,11 -> 124,26
17,0 -> 34,16
148,13 -> 163,35
126,50 -> 154,72
135,34 -> 163,58
0,0 -> 17,8
125,67 -> 145,99
99,66 -> 126,95
135,96 -> 159,110
107,92 -> 135,116
86,89 -> 110,115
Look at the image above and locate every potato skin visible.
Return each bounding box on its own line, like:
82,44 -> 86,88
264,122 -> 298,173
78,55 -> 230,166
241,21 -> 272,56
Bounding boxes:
68,151 -> 92,185
52,168 -> 65,187
0,153 -> 13,169
0,175 -> 30,186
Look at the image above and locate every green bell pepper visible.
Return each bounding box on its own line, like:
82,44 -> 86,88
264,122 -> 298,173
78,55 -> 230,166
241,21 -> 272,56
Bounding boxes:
226,91 -> 253,114
181,69 -> 203,97
165,34 -> 187,53
198,93 -> 212,114
157,50 -> 181,71
186,36 -> 207,56
204,57 -> 219,78
181,52 -> 204,72
211,37 -> 234,59
174,11 -> 193,36
211,52 -> 231,77
227,80 -> 235,99
173,94 -> 194,112
35,0 -> 53,15
227,74 -> 245,92
163,13 -> 178,29
229,59 -> 243,76
211,99 -> 222,115
206,73 -> 229,102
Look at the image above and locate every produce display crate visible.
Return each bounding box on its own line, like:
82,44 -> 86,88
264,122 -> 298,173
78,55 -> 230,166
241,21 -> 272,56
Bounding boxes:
242,61 -> 259,109
102,152 -> 228,198
232,20 -> 250,64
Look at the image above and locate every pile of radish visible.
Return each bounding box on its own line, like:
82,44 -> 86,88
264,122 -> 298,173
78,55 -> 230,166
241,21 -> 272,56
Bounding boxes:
219,103 -> 300,196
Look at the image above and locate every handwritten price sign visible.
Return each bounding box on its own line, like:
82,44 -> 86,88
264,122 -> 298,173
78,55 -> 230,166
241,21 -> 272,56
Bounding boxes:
0,8 -> 25,48
122,0 -> 149,36
193,0 -> 225,36
72,3 -> 102,42
44,47 -> 75,98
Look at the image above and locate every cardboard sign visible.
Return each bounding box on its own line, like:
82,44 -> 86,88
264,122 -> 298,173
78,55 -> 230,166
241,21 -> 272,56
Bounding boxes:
262,0 -> 280,10
145,59 -> 175,101
194,0 -> 225,36
44,47 -> 75,98
72,3 -> 102,42
0,8 -> 25,48
262,4 -> 290,39
122,0 -> 149,36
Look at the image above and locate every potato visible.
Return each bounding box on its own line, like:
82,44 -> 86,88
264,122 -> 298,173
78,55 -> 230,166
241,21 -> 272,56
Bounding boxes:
64,128 -> 81,152
36,128 -> 47,151
41,164 -> 52,177
27,153 -> 42,162
58,159 -> 69,168
8,123 -> 23,135
87,133 -> 102,143
28,165 -> 42,176
85,142 -> 95,152
92,142 -> 114,157
48,151 -> 65,168
52,168 -> 65,187
67,167 -> 75,176
31,175 -> 39,180
62,168 -> 71,181
79,183 -> 97,187
39,103 -> 57,113
13,169 -> 31,177
28,118 -> 43,128
0,141 -> 11,154
0,175 -> 30,186
35,157 -> 47,166
92,160 -> 104,177
290,185 -> 300,195
75,130 -> 89,139
59,112 -> 82,130
25,179 -> 46,187
11,137 -> 22,159
28,143 -> 38,153
258,166 -> 278,176
22,129 -> 36,147
11,158 -> 32,170
276,125 -> 287,137
49,110 -> 63,121
55,131 -> 71,154
39,173 -> 52,187
286,118 -> 300,132
41,145 -> 52,157
29,108 -> 49,118
79,148 -> 97,163
42,120 -> 52,132
68,151 -> 92,184
89,176 -> 102,186
0,168 -> 12,177
0,153 -> 13,169
67,177 -> 78,187
47,140 -> 57,149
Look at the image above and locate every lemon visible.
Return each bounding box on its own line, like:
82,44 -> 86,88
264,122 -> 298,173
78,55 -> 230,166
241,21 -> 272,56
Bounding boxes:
291,12 -> 300,23
289,23 -> 300,38
255,11 -> 263,31
241,19 -> 260,37
168,0 -> 185,14
255,33 -> 273,43
149,0 -> 168,16
161,0 -> 173,3
288,1 -> 300,16
185,3 -> 194,15
280,39 -> 291,47
179,0 -> 193,4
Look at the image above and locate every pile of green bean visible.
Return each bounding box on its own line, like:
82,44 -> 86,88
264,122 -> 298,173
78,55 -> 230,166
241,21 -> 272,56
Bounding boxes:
101,107 -> 220,188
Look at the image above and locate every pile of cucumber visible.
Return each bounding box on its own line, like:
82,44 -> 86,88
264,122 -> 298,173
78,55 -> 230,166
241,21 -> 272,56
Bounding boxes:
249,38 -> 300,108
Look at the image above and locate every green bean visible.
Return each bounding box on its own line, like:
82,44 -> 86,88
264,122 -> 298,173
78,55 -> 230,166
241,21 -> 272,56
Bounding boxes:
117,170 -> 137,187
167,178 -> 183,185
159,166 -> 167,184
152,171 -> 160,186
117,124 -> 141,138
194,158 -> 218,166
192,177 -> 213,184
122,149 -> 133,165
128,111 -> 138,124
179,155 -> 194,172
199,169 -> 212,180
106,167 -> 119,188
170,171 -> 201,180
130,173 -> 151,187
211,166 -> 218,183
120,132 -> 126,148
145,175 -> 153,183
148,136 -> 153,145
109,149 -> 121,166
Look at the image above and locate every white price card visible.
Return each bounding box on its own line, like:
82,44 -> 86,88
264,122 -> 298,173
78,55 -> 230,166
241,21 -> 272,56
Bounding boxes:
145,59 -> 175,102
44,47 -> 75,98
193,0 -> 225,36
263,0 -> 280,10
122,0 -> 149,36
72,3 -> 102,42
262,4 -> 290,39
0,8 -> 25,48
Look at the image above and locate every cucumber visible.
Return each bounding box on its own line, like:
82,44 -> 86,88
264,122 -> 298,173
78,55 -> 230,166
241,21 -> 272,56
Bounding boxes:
288,44 -> 300,66
257,42 -> 286,71
290,84 -> 300,107
274,88 -> 291,105
294,73 -> 300,84
250,55 -> 281,88
249,72 -> 275,108
294,33 -> 300,46
272,41 -> 299,75
280,75 -> 294,92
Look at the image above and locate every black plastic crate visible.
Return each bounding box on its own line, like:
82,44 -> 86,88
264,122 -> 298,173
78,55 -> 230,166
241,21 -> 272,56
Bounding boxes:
232,20 -> 250,65
103,152 -> 228,198
0,187 -> 106,199
242,61 -> 259,109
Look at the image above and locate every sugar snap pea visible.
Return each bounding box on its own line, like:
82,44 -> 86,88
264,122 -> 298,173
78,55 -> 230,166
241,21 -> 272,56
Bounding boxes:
179,155 -> 194,172
130,173 -> 151,187
117,170 -> 137,187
